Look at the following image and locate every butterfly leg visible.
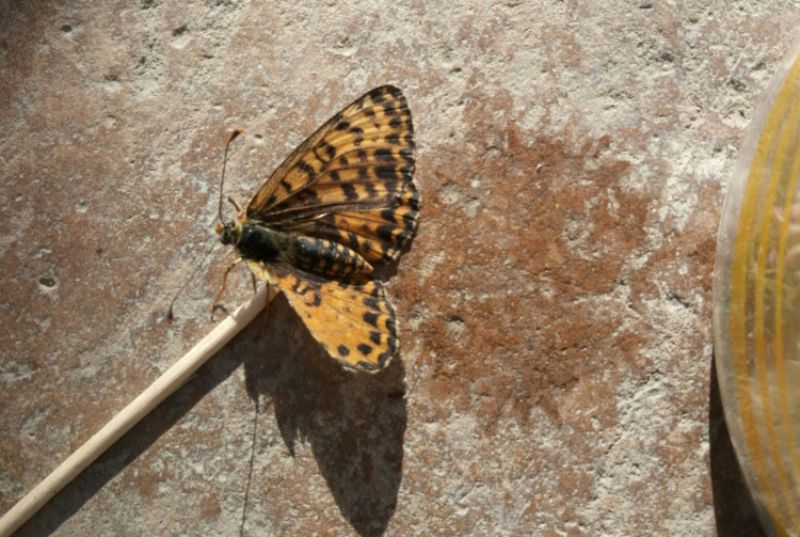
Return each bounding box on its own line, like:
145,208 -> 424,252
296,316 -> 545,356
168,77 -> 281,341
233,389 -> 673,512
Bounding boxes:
227,195 -> 241,212
211,257 -> 242,320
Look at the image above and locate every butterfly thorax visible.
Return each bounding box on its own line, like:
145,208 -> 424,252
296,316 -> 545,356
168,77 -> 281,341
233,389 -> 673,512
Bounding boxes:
229,223 -> 284,263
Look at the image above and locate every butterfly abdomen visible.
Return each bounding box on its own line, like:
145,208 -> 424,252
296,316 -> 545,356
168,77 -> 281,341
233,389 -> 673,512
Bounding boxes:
286,235 -> 373,279
236,223 -> 372,280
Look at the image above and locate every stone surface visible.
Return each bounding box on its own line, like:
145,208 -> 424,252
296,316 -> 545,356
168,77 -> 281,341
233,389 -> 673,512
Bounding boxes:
1,1 -> 796,535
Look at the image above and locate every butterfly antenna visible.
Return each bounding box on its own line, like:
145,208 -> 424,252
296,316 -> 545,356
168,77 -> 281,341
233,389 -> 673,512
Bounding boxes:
170,129 -> 243,322
218,128 -> 243,223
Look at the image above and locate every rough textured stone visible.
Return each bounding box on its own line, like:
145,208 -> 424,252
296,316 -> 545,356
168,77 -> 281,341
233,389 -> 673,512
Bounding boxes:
1,1 -> 795,535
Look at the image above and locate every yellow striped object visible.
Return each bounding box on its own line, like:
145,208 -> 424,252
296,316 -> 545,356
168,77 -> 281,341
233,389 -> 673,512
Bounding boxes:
714,46 -> 800,537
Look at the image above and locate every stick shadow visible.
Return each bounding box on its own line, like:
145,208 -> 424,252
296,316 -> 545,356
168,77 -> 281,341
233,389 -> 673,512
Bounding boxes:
15,296 -> 406,537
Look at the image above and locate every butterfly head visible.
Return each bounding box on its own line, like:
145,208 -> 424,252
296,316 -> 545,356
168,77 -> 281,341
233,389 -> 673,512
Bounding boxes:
215,220 -> 240,246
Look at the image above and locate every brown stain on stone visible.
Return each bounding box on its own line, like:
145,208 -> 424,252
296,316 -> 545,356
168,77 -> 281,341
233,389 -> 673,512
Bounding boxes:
135,471 -> 160,498
198,492 -> 221,519
400,87 -> 647,429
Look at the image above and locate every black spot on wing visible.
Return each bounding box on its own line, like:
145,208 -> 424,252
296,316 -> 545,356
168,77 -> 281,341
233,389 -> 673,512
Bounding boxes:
374,148 -> 394,161
351,126 -> 364,145
342,183 -> 358,201
380,208 -> 396,223
298,160 -> 315,178
317,141 -> 336,162
376,225 -> 395,243
347,231 -> 360,248
407,190 -> 421,211
370,89 -> 386,103
376,165 -> 398,180
382,102 -> 398,116
363,311 -> 379,327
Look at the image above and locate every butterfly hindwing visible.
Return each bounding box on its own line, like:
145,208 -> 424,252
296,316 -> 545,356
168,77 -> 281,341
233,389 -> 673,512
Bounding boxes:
247,261 -> 397,371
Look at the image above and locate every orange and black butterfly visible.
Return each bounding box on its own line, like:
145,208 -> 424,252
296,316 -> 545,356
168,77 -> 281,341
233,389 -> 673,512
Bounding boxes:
215,86 -> 419,372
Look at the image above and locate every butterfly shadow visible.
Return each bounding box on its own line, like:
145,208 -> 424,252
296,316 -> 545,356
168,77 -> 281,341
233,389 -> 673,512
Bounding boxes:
14,295 -> 405,537
242,293 -> 407,537
708,354 -> 768,536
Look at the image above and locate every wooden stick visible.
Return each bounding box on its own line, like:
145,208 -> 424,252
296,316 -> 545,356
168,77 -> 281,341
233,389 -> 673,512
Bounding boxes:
0,286 -> 274,537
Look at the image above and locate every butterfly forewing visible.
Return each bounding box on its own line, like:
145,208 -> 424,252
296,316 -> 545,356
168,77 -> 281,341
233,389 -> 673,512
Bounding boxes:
246,85 -> 418,268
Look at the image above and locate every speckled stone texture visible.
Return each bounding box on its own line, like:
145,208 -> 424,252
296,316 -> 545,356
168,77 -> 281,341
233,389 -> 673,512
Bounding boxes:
2,1 -> 796,535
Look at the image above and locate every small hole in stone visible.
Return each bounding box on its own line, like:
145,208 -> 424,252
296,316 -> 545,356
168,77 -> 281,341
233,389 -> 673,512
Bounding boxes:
172,24 -> 188,36
61,24 -> 72,33
254,133 -> 263,139
39,276 -> 57,288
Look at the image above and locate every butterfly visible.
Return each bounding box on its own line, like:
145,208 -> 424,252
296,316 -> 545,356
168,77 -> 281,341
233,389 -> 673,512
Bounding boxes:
215,86 -> 419,372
